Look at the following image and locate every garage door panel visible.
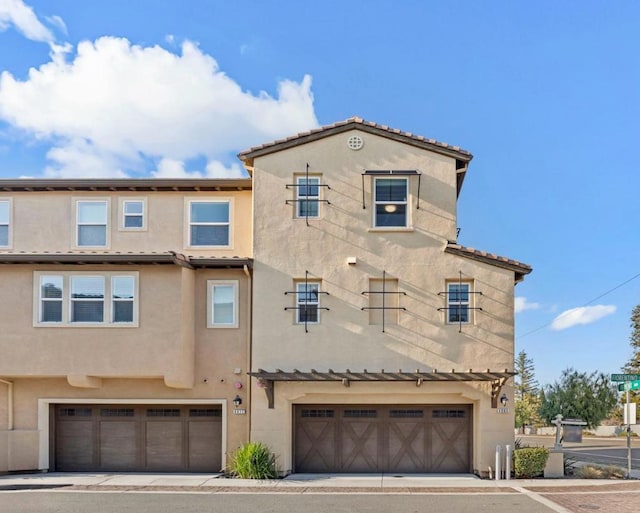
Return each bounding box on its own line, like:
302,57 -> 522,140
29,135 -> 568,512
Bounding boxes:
188,421 -> 222,471
430,407 -> 472,473
295,408 -> 337,472
56,420 -> 95,470
340,414 -> 380,472
145,420 -> 184,470
388,420 -> 426,472
99,420 -> 138,470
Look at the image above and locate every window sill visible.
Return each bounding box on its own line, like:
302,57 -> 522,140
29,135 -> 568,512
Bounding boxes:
34,323 -> 139,328
368,227 -> 414,233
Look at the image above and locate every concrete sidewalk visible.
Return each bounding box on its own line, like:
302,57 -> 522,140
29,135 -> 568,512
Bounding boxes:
1,472 -> 639,491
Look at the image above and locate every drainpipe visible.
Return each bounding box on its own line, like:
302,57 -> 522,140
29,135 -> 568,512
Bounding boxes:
0,378 -> 13,430
243,265 -> 252,440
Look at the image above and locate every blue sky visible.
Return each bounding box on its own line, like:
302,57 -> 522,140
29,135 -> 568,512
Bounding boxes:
1,1 -> 639,385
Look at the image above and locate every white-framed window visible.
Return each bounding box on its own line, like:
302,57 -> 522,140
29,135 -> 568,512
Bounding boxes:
374,178 -> 408,227
0,199 -> 11,247
296,176 -> 320,218
76,200 -> 109,247
121,199 -> 145,230
188,200 -> 231,247
296,281 -> 320,324
207,280 -> 238,328
35,271 -> 138,327
446,282 -> 471,324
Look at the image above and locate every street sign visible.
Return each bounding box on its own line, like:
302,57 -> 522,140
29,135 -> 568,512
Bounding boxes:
618,380 -> 640,392
611,373 -> 640,382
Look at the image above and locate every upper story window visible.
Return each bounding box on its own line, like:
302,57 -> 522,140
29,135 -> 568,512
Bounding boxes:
296,176 -> 320,218
207,280 -> 238,328
374,178 -> 408,227
121,199 -> 145,230
188,200 -> 230,247
76,200 -> 108,247
296,281 -> 320,324
446,282 -> 471,324
0,199 -> 10,247
35,272 -> 138,327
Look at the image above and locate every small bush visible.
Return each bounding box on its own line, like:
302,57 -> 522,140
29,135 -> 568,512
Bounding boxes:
514,447 -> 549,478
228,442 -> 277,479
575,464 -> 625,479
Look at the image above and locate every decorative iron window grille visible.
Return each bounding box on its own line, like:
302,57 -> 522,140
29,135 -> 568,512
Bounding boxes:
284,270 -> 330,333
361,270 -> 407,332
438,271 -> 483,333
286,163 -> 331,226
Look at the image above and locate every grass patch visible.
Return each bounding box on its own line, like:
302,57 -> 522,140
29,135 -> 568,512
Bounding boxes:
574,464 -> 626,479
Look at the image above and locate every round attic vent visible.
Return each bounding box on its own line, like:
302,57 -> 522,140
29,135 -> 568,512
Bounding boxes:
347,135 -> 364,150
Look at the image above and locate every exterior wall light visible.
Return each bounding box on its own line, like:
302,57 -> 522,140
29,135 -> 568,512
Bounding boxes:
500,393 -> 508,407
233,395 -> 243,407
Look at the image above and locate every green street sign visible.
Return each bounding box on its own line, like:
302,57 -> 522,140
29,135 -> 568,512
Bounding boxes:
611,374 -> 640,382
618,380 -> 640,392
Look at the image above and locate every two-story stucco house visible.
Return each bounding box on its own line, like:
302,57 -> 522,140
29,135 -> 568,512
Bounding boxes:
240,118 -> 531,476
0,179 -> 252,473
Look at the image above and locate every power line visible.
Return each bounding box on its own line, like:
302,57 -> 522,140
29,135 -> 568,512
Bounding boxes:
516,271 -> 640,340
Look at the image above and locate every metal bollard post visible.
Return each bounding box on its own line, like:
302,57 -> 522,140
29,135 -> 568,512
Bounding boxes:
495,445 -> 502,481
505,444 -> 512,480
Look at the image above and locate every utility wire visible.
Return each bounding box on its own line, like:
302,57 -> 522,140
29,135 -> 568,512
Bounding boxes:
516,271 -> 640,340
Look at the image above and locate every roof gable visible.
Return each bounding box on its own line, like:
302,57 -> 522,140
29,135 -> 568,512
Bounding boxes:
238,117 -> 472,164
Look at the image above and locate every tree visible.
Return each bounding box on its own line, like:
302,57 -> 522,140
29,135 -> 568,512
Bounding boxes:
515,350 -> 539,400
623,305 -> 640,403
539,368 -> 617,429
514,350 -> 540,430
515,393 -> 541,430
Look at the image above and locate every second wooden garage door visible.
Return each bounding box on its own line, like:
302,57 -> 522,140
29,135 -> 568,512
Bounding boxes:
54,404 -> 222,472
294,404 -> 471,473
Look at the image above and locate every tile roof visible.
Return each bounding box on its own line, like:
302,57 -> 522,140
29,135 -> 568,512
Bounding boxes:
0,251 -> 252,268
238,116 -> 473,164
0,178 -> 252,192
445,243 -> 532,282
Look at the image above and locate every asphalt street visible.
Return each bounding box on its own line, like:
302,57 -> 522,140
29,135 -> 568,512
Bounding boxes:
0,491 -> 561,513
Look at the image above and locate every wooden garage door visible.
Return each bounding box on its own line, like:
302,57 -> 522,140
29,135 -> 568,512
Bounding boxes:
54,405 -> 222,472
294,405 -> 471,473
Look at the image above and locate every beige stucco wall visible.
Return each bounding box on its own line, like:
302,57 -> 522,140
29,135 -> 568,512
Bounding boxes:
0,183 -> 253,473
1,189 -> 252,255
249,129 -> 516,473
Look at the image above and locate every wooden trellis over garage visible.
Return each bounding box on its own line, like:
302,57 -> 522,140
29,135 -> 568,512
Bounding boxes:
249,369 -> 515,409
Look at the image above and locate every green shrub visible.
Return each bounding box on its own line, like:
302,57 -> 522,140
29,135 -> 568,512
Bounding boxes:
514,447 -> 549,478
228,442 -> 277,479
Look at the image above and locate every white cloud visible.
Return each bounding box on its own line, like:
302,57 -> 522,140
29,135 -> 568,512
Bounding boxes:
0,36 -> 318,178
515,296 -> 540,314
0,0 -> 54,42
551,305 -> 616,331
